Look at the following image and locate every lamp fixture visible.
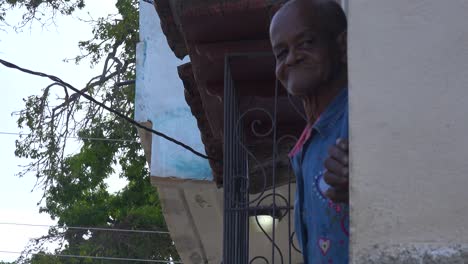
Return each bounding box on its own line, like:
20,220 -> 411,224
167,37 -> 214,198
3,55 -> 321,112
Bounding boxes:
248,205 -> 287,233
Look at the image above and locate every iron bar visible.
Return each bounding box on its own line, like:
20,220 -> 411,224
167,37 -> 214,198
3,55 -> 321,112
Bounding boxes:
223,52 -> 300,264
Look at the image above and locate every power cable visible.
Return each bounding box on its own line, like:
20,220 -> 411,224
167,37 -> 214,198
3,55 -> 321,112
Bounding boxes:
0,222 -> 170,235
0,58 -> 220,162
0,250 -> 182,263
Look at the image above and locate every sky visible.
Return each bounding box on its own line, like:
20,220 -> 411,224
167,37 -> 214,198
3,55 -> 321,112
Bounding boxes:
0,1 -> 127,261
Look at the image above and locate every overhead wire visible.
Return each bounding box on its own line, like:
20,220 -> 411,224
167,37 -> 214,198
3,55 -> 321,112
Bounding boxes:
0,222 -> 170,235
0,250 -> 182,263
0,58 -> 220,162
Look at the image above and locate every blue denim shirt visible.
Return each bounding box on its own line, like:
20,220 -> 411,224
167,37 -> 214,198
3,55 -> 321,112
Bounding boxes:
290,89 -> 349,264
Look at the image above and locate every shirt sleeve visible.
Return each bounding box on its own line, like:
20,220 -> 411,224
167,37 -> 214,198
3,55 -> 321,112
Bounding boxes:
294,189 -> 304,251
291,155 -> 305,251
340,104 -> 349,139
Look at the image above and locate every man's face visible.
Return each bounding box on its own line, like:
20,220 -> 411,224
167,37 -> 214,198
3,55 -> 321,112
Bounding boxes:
270,2 -> 342,96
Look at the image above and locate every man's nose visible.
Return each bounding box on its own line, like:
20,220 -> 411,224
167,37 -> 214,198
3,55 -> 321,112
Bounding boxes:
285,48 -> 303,66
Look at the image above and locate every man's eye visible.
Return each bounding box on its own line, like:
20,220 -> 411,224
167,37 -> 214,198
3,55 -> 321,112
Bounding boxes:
275,49 -> 287,60
300,38 -> 316,47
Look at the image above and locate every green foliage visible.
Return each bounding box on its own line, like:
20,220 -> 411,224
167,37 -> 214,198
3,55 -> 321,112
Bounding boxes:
0,0 -> 85,28
27,254 -> 63,264
6,0 -> 180,263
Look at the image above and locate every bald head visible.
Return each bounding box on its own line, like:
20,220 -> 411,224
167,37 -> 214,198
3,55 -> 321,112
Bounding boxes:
271,0 -> 347,41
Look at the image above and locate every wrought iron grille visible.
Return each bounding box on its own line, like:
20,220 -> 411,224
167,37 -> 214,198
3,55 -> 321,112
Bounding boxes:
223,53 -> 304,264
223,53 -> 250,264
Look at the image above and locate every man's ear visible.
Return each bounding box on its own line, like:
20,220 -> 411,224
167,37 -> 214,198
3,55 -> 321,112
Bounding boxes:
336,30 -> 347,64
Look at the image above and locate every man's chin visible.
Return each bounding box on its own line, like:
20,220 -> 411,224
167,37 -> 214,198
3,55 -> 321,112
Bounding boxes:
286,78 -> 325,97
287,85 -> 316,97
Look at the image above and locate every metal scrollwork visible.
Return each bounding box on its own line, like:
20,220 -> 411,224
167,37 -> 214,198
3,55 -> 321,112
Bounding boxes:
249,192 -> 291,264
249,256 -> 269,264
223,53 -> 306,264
233,107 -> 274,205
290,232 -> 302,254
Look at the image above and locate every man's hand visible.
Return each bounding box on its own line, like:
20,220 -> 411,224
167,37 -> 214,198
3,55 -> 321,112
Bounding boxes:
323,138 -> 349,203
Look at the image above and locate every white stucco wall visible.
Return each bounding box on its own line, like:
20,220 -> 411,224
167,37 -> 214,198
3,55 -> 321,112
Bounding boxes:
349,0 -> 468,261
135,0 -> 212,180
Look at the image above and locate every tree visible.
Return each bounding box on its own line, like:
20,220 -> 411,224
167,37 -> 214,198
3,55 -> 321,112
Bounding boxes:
4,0 -> 180,263
0,0 -> 84,28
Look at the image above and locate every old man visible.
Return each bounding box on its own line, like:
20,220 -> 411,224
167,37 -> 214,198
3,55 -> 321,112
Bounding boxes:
270,0 -> 349,262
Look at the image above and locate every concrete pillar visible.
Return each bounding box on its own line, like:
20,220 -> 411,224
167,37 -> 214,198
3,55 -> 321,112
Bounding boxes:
349,1 -> 468,262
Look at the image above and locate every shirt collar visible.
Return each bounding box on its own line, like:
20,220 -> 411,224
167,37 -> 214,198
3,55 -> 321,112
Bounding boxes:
288,123 -> 313,158
288,88 -> 348,157
313,88 -> 348,136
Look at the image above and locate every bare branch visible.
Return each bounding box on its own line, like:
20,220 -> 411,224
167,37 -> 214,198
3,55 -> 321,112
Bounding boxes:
115,80 -> 135,87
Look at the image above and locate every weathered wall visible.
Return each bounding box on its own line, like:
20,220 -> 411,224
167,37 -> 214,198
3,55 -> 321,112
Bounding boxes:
136,0 -> 212,180
349,0 -> 468,262
153,177 -> 301,264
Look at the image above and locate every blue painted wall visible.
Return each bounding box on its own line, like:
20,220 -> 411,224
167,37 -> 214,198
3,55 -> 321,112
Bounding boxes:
135,1 -> 212,180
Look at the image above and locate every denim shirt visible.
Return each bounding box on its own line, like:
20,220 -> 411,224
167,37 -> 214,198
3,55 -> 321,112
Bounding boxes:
290,89 -> 349,264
